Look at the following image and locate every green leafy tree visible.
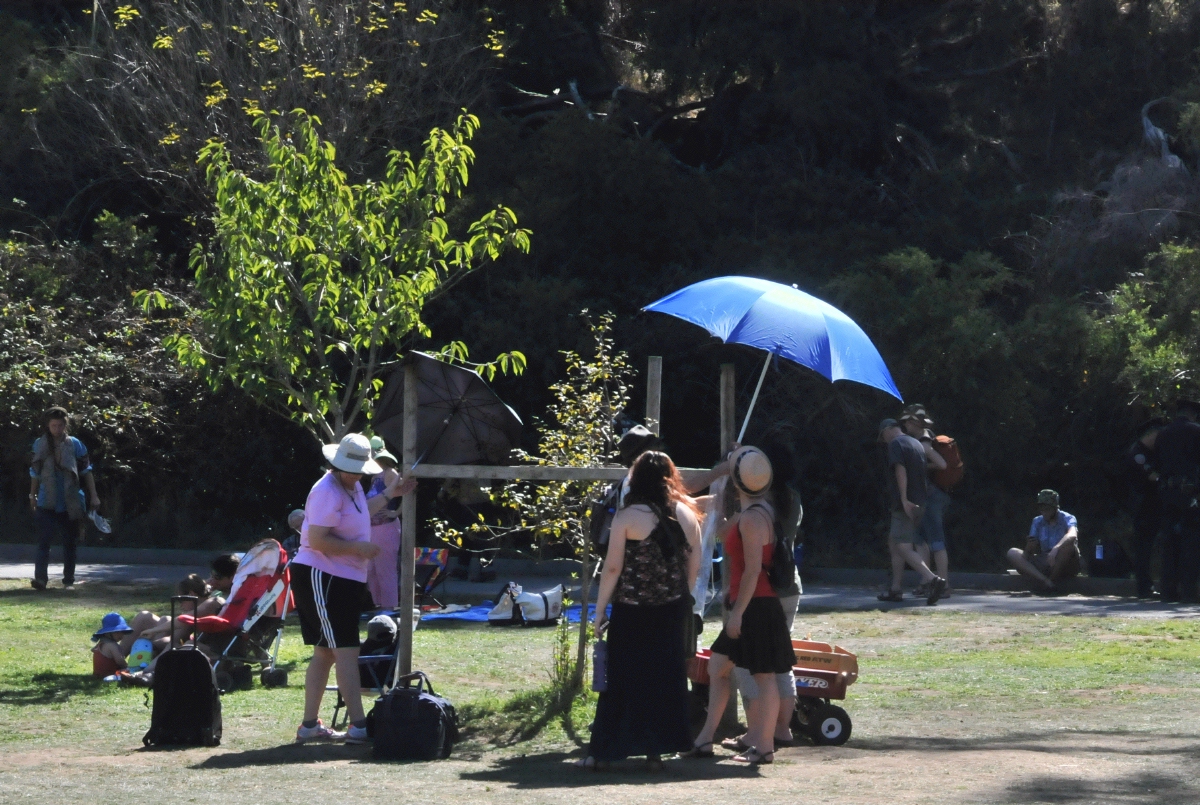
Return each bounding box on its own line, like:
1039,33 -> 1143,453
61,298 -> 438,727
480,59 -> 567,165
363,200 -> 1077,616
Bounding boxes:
44,0 -> 504,214
0,212 -> 193,475
139,109 -> 530,443
1094,243 -> 1200,407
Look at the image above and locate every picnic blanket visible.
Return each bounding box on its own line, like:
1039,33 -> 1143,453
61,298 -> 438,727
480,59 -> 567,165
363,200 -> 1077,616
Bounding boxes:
419,602 -> 607,623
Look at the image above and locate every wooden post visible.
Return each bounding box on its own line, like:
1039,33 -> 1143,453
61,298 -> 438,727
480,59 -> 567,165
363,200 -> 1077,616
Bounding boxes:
720,363 -> 736,454
397,362 -> 419,676
646,356 -> 662,435
716,362 -> 741,737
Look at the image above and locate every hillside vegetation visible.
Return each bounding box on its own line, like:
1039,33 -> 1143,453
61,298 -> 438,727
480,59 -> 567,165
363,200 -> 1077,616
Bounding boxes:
3,1 -> 1200,568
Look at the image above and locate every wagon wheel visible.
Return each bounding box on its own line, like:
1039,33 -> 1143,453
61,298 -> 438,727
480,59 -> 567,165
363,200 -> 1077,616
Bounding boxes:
809,703 -> 852,746
790,695 -> 819,735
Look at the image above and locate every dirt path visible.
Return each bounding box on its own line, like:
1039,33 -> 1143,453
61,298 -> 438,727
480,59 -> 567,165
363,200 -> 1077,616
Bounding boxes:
5,710 -> 1197,805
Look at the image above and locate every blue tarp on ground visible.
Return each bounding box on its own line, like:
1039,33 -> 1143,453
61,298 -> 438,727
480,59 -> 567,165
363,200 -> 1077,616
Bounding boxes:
419,602 -> 606,623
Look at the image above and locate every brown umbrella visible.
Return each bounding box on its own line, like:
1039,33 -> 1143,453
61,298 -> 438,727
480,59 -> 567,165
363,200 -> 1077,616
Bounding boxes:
372,352 -> 522,466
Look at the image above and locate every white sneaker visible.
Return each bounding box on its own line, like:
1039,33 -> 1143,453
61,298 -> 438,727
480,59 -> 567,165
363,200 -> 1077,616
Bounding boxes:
344,724 -> 371,745
295,720 -> 344,743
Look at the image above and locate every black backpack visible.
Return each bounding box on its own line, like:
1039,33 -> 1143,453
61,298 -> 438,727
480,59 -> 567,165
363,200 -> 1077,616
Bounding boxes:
372,672 -> 458,760
746,503 -> 796,593
143,598 -> 222,747
587,482 -> 621,551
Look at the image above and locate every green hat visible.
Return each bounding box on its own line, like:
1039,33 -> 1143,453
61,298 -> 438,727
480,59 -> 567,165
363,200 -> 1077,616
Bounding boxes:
369,435 -> 397,467
1036,489 -> 1059,506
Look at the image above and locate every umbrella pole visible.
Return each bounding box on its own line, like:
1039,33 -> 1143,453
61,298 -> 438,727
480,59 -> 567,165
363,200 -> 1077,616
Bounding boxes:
737,352 -> 772,444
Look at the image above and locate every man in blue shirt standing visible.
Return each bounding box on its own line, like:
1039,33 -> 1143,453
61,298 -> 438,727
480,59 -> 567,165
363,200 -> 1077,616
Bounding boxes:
28,407 -> 100,590
1006,489 -> 1079,591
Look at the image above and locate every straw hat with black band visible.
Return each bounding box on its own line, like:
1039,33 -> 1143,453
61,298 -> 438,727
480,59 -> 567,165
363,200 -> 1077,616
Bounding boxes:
729,446 -> 773,496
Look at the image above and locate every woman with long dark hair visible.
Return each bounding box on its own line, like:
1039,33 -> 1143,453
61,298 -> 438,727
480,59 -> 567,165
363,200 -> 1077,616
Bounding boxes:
580,450 -> 702,770
687,446 -> 797,764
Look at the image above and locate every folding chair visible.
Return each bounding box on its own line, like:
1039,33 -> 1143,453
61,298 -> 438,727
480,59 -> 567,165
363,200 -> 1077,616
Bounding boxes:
330,646 -> 397,730
414,547 -> 450,608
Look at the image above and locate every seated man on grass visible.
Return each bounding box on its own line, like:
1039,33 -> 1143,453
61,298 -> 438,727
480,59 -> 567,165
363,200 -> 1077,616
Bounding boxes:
1007,489 -> 1080,591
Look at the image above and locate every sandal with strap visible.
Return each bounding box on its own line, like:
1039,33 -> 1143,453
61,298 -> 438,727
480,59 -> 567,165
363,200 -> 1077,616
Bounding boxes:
877,589 -> 904,602
682,741 -> 714,758
721,736 -> 751,752
732,746 -> 774,765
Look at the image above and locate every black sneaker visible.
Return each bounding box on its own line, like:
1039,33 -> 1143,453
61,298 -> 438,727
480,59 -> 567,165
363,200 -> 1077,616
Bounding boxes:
62,580 -> 75,589
926,576 -> 947,605
30,579 -> 46,591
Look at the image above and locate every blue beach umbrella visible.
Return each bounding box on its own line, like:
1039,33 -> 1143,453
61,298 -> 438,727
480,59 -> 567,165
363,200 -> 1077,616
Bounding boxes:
644,275 -> 902,440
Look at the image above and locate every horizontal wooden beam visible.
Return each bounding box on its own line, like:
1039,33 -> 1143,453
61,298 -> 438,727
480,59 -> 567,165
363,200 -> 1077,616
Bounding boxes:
407,463 -> 711,484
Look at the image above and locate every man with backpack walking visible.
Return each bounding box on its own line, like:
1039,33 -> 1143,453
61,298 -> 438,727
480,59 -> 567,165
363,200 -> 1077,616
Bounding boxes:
877,419 -> 947,605
900,405 -> 963,597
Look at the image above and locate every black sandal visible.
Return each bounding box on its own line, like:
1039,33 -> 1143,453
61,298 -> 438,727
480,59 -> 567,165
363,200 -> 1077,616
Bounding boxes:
732,746 -> 774,764
721,736 -> 751,752
682,741 -> 714,758
877,589 -> 904,602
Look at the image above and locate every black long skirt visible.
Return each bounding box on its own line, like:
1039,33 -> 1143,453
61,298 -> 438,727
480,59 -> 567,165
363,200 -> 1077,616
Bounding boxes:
588,598 -> 693,761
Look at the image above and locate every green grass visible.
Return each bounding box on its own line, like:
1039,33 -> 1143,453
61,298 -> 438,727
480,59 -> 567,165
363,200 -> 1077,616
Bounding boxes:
0,579 -> 574,751
5,578 -> 1200,801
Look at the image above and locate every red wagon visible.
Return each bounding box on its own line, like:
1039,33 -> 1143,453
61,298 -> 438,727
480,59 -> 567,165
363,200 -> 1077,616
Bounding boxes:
688,638 -> 859,746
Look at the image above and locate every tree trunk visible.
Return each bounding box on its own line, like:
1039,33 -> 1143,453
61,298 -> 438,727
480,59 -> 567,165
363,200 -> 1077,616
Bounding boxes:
571,548 -> 595,693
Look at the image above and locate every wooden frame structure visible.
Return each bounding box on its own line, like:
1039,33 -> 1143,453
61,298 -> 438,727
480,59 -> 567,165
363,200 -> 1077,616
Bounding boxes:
394,359 -> 739,674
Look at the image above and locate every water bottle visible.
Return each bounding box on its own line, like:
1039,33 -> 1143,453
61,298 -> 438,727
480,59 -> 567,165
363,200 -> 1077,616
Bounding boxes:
1095,543 -> 1104,561
592,639 -> 608,693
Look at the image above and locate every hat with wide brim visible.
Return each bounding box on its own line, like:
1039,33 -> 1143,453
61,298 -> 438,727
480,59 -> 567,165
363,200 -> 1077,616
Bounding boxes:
93,611 -> 132,640
730,446 -> 773,496
368,436 -> 398,466
323,433 -> 383,475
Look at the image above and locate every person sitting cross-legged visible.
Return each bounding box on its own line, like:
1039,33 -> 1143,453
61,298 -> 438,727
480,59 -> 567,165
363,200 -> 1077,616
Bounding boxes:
1007,489 -> 1080,591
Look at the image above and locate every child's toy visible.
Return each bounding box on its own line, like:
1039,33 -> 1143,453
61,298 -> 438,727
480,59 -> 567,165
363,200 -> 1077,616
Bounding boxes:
786,638 -> 858,745
127,638 -> 154,670
687,637 -> 859,746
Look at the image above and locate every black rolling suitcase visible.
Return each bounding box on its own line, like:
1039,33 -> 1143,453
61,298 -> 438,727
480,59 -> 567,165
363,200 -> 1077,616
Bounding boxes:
373,671 -> 457,760
143,596 -> 222,747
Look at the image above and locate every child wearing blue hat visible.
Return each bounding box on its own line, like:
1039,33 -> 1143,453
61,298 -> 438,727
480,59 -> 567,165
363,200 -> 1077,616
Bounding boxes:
92,612 -> 132,679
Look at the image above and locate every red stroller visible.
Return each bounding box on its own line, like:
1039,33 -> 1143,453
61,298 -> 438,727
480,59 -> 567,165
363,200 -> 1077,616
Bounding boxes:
179,539 -> 293,692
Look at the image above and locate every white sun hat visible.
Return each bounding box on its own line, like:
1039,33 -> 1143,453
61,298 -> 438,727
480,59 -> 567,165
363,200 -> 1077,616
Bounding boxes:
323,433 -> 383,475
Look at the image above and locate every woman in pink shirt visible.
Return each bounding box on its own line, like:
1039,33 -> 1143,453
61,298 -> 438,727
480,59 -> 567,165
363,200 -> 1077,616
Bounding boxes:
292,433 -> 413,745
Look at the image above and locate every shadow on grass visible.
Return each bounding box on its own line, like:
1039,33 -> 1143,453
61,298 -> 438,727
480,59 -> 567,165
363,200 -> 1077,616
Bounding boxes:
457,751 -> 767,788
0,671 -> 107,705
189,743 -> 374,767
458,686 -> 590,748
849,728 -> 1200,759
998,771 -> 1200,804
